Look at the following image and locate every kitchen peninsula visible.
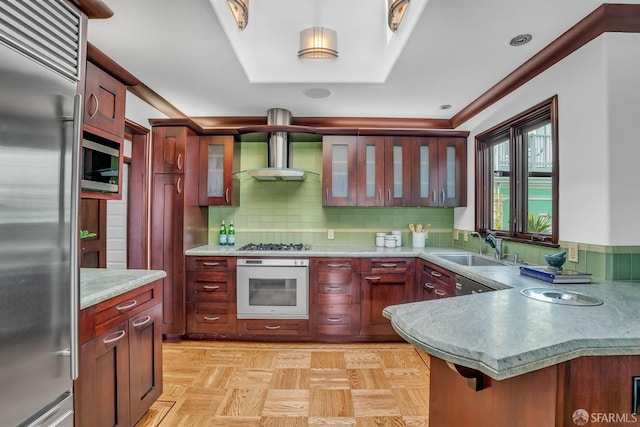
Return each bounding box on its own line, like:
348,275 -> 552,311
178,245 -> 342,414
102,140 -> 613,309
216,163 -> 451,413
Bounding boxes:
383,256 -> 640,427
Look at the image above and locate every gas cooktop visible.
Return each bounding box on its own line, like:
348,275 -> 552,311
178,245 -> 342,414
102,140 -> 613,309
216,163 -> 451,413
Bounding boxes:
239,243 -> 308,251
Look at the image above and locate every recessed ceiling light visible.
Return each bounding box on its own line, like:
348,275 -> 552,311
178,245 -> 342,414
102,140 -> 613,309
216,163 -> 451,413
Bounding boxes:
439,104 -> 452,110
304,88 -> 332,99
510,34 -> 532,47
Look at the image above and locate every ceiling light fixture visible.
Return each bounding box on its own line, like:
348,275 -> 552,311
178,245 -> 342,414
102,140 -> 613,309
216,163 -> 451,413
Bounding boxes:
227,0 -> 248,30
388,0 -> 410,32
298,27 -> 338,59
509,33 -> 532,46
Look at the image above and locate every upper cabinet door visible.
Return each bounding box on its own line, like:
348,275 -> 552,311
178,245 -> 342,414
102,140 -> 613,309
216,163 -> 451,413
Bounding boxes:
322,136 -> 357,206
383,136 -> 413,207
152,126 -> 189,174
438,137 -> 467,207
356,136 -> 385,206
412,136 -> 467,207
84,62 -> 126,138
198,135 -> 240,206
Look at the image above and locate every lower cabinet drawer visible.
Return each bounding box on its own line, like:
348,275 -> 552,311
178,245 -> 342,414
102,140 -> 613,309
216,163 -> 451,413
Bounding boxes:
186,302 -> 237,334
314,304 -> 360,336
237,319 -> 309,336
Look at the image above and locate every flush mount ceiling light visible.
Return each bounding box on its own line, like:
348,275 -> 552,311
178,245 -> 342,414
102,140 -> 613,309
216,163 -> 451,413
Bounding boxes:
298,27 -> 338,59
227,0 -> 248,30
510,33 -> 532,46
388,0 -> 410,32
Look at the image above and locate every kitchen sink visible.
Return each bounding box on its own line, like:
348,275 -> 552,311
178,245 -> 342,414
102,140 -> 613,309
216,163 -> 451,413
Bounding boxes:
433,253 -> 508,267
520,288 -> 603,306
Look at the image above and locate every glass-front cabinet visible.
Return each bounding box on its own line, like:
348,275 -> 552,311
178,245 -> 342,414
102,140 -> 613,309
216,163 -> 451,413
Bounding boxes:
356,136 -> 412,206
412,137 -> 466,207
199,135 -> 240,206
322,136 -> 357,206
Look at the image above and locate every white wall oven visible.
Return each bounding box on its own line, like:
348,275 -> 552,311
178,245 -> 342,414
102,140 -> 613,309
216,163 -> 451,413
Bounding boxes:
236,258 -> 309,319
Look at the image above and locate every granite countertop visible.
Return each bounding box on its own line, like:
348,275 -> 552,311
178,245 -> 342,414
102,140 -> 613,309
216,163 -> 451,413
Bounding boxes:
383,261 -> 640,381
187,243 -> 640,381
80,268 -> 167,310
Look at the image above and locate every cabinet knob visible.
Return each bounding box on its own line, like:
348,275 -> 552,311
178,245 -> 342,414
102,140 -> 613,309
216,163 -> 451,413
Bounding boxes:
440,189 -> 446,204
177,153 -> 184,170
116,300 -> 137,311
103,330 -> 126,344
430,271 -> 442,278
203,285 -> 220,291
203,316 -> 221,321
176,177 -> 183,194
424,282 -> 435,290
264,325 -> 282,330
88,93 -> 99,118
132,315 -> 152,328
434,289 -> 447,297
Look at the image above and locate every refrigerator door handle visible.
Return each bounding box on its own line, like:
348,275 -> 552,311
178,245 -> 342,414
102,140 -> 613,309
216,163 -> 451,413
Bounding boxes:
69,93 -> 82,381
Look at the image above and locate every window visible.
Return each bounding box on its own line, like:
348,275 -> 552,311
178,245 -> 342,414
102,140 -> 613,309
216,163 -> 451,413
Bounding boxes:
475,96 -> 558,245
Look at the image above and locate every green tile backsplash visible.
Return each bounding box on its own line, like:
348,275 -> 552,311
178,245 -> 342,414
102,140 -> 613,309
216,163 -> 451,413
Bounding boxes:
207,140 -> 640,281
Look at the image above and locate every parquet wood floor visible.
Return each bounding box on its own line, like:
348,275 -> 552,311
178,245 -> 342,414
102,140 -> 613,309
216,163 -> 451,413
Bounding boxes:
135,341 -> 431,427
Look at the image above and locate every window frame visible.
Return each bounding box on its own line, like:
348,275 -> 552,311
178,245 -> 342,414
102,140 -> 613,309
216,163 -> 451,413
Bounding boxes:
475,96 -> 559,246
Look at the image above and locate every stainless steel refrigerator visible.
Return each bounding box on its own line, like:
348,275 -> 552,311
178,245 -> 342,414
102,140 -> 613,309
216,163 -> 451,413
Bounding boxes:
0,1 -> 82,425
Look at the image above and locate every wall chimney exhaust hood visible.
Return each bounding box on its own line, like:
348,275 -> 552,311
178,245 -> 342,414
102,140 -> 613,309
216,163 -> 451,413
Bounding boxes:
247,108 -> 307,181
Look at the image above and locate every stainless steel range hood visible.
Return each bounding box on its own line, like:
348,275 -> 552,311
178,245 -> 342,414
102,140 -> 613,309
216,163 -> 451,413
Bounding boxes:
248,108 -> 306,181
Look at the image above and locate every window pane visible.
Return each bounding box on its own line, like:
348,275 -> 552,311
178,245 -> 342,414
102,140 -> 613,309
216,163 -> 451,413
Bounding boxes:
365,145 -> 376,198
445,145 -> 456,198
331,145 -> 348,197
419,146 -> 429,198
491,139 -> 510,230
525,123 -> 553,234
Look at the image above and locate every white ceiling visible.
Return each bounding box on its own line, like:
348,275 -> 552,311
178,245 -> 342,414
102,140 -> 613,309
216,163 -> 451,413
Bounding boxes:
87,0 -> 639,121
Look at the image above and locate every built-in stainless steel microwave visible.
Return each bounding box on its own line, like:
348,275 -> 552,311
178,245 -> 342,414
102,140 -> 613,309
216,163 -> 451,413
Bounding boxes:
81,138 -> 120,193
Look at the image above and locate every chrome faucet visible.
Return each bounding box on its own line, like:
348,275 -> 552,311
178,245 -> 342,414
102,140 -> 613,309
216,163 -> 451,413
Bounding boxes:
485,233 -> 503,259
469,232 -> 483,254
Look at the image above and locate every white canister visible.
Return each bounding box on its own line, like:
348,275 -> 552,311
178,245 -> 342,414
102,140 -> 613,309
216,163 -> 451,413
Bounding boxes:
375,232 -> 386,247
384,235 -> 397,248
391,230 -> 402,247
412,232 -> 426,248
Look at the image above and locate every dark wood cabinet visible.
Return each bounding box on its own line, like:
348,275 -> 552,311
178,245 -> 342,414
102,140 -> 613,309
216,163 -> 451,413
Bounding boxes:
75,281 -> 163,427
237,319 -> 310,336
84,61 -> 126,139
429,354 -> 640,427
417,259 -> 456,300
411,136 -> 467,207
360,258 -> 415,337
185,256 -> 237,335
151,173 -> 185,335
152,126 -> 187,174
128,303 -> 163,424
198,135 -> 240,206
356,136 -> 413,206
310,258 -> 361,338
151,126 -> 207,336
322,135 -> 358,206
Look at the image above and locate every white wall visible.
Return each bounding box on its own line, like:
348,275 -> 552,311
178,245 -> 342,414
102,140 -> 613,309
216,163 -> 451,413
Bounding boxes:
455,33 -> 640,246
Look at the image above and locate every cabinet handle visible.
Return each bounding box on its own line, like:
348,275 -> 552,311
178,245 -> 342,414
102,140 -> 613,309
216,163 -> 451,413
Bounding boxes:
431,189 -> 436,203
88,93 -> 98,118
440,189 -> 445,204
176,177 -> 183,194
424,282 -> 435,290
380,263 -> 397,268
378,188 -> 382,202
264,325 -> 281,330
387,189 -> 391,204
203,285 -> 220,291
116,300 -> 137,311
225,188 -> 230,203
435,289 -> 447,297
177,153 -> 183,170
132,315 -> 151,328
327,317 -> 343,322
327,263 -> 346,268
203,262 -> 220,266
430,271 -> 442,278
326,188 -> 329,203
328,285 -> 343,290
364,276 -> 381,281
103,330 -> 126,344
204,316 -> 220,321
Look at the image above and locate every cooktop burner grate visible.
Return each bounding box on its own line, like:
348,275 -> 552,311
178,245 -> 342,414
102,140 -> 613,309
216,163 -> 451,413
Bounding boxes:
239,243 -> 307,251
